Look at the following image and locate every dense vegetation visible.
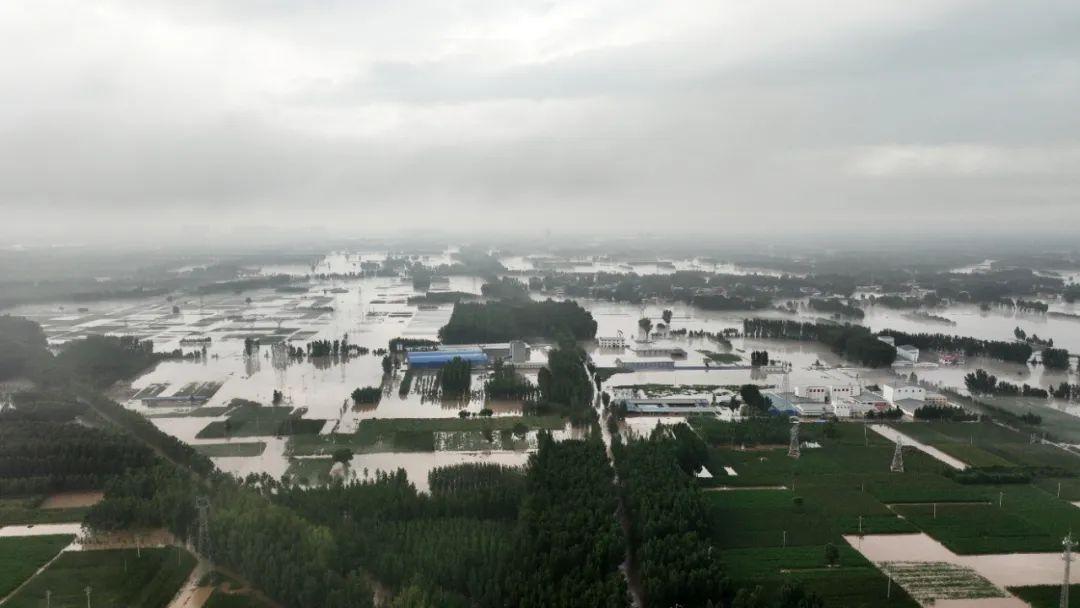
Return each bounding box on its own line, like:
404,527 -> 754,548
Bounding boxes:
439,299 -> 597,343
438,356 -> 472,396
808,298 -> 864,319
536,341 -> 594,411
614,428 -> 726,607
484,360 -> 538,400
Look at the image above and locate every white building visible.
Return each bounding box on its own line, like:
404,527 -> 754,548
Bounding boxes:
878,335 -> 896,346
597,335 -> 626,349
896,345 -> 920,363
925,392 -> 948,407
882,383 -> 926,404
840,391 -> 891,416
794,385 -> 829,403
829,384 -> 859,401
621,393 -> 723,414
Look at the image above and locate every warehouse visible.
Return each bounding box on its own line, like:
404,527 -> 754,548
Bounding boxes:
406,349 -> 488,369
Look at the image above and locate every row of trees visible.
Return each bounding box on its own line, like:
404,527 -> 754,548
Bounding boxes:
439,357 -> 472,396
807,298 -> 864,319
614,426 -> 726,607
963,369 -> 1048,397
877,329 -> 1033,364
742,319 -> 897,367
484,361 -> 538,401
438,299 -> 598,343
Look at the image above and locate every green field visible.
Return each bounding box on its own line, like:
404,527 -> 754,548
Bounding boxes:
0,535 -> 73,599
3,547 -> 196,608
894,421 -> 1080,469
718,546 -> 919,608
1009,585 -> 1080,607
287,415 -> 565,456
205,590 -> 274,608
979,396 -> 1080,444
193,442 -> 267,457
0,498 -> 87,527
891,484 -> 1080,554
196,405 -> 324,439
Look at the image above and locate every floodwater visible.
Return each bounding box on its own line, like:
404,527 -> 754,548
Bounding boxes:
11,248 -> 1080,483
869,425 -> 969,470
0,523 -> 84,537
846,532 -> 1080,606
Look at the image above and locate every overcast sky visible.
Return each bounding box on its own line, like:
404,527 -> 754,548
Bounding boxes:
2,0 -> 1079,243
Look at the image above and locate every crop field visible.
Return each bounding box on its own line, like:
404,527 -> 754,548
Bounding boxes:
891,484 -> 1080,554
287,415 -> 564,456
0,497 -> 87,527
196,405 -> 324,439
894,421 -> 1080,469
193,442 -> 267,457
1009,585 -> 1080,607
718,546 -> 919,608
3,548 -> 196,608
881,561 -> 1004,602
980,396 -> 1080,444
0,535 -> 73,599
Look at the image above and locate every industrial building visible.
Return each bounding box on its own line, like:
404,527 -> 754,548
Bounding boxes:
619,393 -> 726,414
614,356 -> 676,370
794,385 -> 829,402
406,349 -> 488,369
882,383 -> 926,404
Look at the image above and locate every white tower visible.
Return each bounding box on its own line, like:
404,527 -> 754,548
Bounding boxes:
890,439 -> 904,473
788,423 -> 801,459
1062,533 -> 1076,608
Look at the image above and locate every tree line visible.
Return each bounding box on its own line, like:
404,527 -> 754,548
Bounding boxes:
742,319 -> 896,367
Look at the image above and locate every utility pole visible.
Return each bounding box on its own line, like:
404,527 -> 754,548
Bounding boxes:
1062,533 -> 1075,608
85,586 -> 92,608
788,423 -> 801,459
890,439 -> 904,473
46,590 -> 51,608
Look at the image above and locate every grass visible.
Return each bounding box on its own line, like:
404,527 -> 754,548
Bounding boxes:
891,484 -> 1080,554
894,420 -> 1080,469
1009,585 -> 1080,607
0,497 -> 87,527
193,442 -> 267,457
287,415 -> 564,456
0,535 -> 73,599
3,547 -> 196,608
980,396 -> 1080,444
699,350 -> 741,364
196,404 -> 324,439
205,590 -> 275,608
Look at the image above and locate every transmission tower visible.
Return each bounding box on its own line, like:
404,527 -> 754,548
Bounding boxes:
788,423 -> 801,459
195,496 -> 212,569
890,439 -> 905,473
1062,533 -> 1076,608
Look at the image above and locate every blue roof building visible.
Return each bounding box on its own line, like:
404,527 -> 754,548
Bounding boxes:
405,350 -> 488,369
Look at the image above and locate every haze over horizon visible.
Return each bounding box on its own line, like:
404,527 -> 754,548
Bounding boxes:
3,0 -> 1080,242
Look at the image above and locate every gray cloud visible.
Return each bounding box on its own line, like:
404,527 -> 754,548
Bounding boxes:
1,0 -> 1078,242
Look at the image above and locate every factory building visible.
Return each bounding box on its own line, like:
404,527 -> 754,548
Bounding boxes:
614,357 -> 676,370
406,349 -> 488,369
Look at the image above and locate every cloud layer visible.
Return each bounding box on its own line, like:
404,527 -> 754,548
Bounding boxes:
2,0 -> 1079,241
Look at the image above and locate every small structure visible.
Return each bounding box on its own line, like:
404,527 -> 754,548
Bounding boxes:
925,392 -> 949,407
620,393 -> 726,414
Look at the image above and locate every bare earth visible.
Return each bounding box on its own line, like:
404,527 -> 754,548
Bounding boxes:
40,490 -> 105,509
